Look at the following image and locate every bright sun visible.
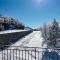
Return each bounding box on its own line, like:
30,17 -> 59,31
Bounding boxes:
36,0 -> 44,3
34,0 -> 47,6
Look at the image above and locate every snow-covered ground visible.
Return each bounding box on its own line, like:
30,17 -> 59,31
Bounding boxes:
10,31 -> 44,47
0,31 -> 47,60
0,30 -> 27,34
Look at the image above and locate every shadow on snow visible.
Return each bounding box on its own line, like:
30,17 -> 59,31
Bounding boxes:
42,50 -> 60,60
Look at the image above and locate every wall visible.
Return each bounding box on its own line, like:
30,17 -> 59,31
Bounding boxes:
0,30 -> 32,45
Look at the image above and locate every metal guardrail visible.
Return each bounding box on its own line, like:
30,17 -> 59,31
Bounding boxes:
0,45 -> 60,60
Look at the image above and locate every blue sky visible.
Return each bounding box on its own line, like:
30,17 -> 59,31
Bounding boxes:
0,0 -> 60,28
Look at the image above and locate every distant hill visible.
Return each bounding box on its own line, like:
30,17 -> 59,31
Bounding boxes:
25,27 -> 33,31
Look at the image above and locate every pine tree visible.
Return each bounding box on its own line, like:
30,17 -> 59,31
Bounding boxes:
48,19 -> 59,47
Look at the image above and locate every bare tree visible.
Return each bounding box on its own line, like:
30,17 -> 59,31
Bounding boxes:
41,23 -> 48,47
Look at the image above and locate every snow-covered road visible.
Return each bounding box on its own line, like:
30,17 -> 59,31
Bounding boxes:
10,31 -> 43,47
0,31 -> 45,60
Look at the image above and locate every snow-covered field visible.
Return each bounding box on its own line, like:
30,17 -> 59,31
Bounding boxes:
0,30 -> 27,34
0,31 -> 48,60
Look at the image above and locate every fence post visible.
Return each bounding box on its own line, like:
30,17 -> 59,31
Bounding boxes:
35,48 -> 36,60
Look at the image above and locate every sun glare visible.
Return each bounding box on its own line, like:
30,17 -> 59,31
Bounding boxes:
36,0 -> 44,4
33,0 -> 48,7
